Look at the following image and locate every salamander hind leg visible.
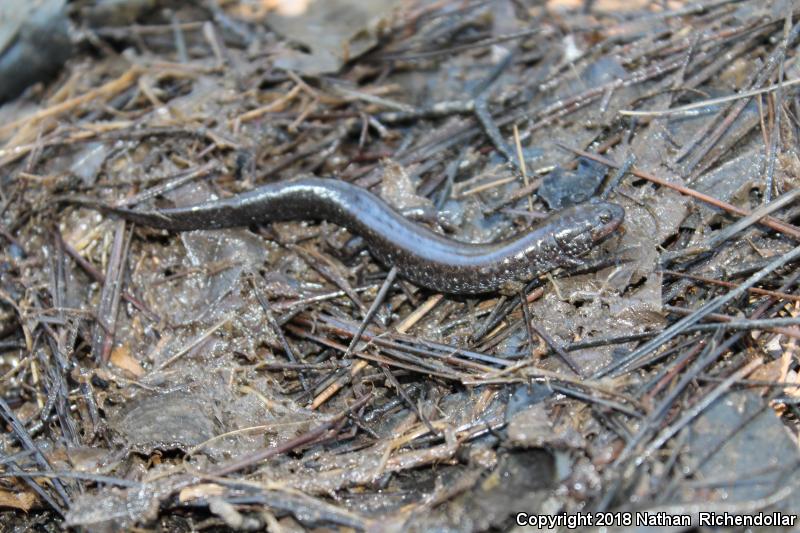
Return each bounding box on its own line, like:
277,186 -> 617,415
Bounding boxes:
499,279 -> 525,296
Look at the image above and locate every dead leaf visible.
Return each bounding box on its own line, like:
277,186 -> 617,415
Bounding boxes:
0,488 -> 36,512
265,0 -> 401,74
179,483 -> 226,503
109,345 -> 145,377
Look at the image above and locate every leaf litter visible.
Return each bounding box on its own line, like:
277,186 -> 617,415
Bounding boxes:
1,0 -> 800,530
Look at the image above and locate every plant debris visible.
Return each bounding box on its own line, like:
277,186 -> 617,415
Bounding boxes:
2,0 -> 800,530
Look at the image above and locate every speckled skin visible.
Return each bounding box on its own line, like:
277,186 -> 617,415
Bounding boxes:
90,177 -> 624,294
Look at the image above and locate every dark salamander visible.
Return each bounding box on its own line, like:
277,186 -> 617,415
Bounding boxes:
75,177 -> 624,294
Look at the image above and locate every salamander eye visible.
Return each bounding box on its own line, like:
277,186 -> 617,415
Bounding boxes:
598,210 -> 613,223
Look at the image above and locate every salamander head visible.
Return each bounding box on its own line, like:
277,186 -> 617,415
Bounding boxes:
550,201 -> 624,262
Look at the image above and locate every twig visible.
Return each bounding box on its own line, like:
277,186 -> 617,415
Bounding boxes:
595,243 -> 800,377
565,147 -> 800,240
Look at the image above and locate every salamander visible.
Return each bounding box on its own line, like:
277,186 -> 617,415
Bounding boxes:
74,177 -> 624,294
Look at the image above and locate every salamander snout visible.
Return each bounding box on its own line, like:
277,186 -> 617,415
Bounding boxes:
550,201 -> 625,261
589,202 -> 625,242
